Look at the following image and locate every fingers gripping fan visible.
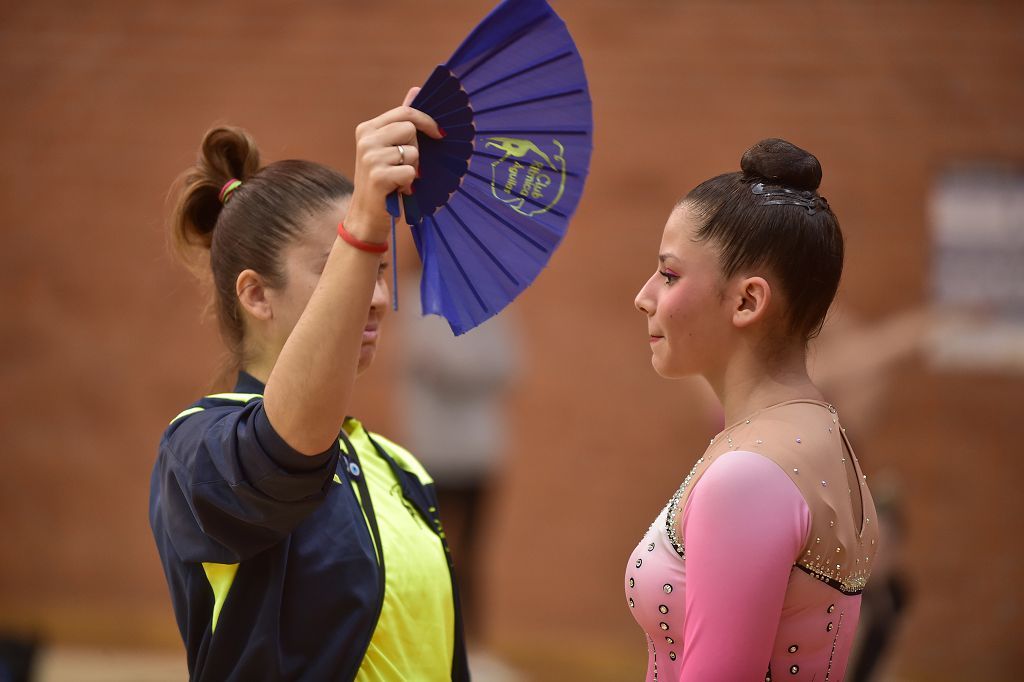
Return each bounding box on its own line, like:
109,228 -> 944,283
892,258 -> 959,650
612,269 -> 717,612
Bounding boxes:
401,0 -> 593,335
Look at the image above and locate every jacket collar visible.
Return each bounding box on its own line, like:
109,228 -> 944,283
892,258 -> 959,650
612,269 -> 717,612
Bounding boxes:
234,371 -> 266,394
236,371 -> 358,432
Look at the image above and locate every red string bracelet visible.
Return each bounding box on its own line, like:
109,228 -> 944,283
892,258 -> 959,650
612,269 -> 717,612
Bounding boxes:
337,221 -> 388,254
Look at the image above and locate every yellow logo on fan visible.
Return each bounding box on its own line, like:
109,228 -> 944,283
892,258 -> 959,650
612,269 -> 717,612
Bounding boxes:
486,137 -> 567,217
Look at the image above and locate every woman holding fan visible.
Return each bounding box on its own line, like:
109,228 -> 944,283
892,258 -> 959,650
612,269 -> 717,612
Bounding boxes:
149,90 -> 470,681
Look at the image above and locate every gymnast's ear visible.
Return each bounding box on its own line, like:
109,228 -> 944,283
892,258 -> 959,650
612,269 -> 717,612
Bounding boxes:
731,275 -> 772,329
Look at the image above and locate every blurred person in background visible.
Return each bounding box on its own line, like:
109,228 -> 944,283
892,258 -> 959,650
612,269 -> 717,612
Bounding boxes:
0,635 -> 36,682
398,286 -> 520,639
847,477 -> 911,682
810,308 -> 924,680
628,139 -> 880,680
148,89 -> 471,680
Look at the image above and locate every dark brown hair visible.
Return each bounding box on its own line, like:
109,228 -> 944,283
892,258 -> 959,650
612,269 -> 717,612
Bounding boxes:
170,126 -> 354,365
683,138 -> 843,341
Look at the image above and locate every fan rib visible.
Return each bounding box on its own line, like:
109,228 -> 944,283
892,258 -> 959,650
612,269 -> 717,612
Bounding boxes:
417,87 -> 448,112
473,88 -> 585,117
433,102 -> 476,127
426,90 -> 472,121
416,68 -> 458,111
468,51 -> 573,98
456,186 -> 548,252
441,203 -> 521,286
453,13 -> 550,81
428,215 -> 490,313
439,122 -> 476,140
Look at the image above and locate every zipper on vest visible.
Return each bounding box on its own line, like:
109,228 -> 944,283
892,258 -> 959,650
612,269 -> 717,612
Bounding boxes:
338,431 -> 386,681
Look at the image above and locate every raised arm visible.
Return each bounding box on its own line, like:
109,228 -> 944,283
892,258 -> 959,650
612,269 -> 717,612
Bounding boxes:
263,91 -> 442,455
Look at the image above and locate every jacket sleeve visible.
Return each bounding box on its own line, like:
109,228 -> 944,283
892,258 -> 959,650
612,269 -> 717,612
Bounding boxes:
153,399 -> 339,563
678,450 -> 810,681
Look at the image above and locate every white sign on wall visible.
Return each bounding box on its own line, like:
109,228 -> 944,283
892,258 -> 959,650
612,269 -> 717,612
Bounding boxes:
928,165 -> 1024,372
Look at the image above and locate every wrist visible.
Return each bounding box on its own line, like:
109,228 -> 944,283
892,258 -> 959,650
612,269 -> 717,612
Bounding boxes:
338,220 -> 389,254
341,203 -> 390,243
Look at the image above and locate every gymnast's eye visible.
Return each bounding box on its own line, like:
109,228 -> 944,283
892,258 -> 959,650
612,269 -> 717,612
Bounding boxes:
659,270 -> 678,285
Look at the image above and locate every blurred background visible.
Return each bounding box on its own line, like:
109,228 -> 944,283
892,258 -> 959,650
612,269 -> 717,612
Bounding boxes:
1,0 -> 1022,680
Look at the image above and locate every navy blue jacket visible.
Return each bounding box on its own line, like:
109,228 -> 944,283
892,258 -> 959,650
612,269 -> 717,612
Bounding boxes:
149,373 -> 469,681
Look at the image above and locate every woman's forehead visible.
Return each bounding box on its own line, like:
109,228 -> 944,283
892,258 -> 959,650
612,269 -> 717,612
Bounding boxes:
300,199 -> 349,246
659,206 -> 702,255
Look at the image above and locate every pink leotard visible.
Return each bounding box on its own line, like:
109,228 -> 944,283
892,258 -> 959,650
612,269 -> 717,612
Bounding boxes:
626,401 -> 879,681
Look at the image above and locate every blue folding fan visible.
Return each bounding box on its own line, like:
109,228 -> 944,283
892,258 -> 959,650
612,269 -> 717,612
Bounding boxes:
389,0 -> 593,335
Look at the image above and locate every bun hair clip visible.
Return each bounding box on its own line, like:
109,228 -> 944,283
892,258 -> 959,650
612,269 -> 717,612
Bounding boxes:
751,182 -> 827,215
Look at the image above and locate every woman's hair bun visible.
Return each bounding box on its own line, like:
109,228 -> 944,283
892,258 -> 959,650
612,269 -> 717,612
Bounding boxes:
170,126 -> 261,254
200,126 -> 261,186
740,138 -> 822,192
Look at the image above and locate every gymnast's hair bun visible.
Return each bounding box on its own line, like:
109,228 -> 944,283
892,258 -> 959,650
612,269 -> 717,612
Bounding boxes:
740,138 -> 822,192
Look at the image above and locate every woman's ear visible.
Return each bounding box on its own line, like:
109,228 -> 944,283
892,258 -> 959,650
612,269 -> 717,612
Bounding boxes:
732,276 -> 772,329
236,269 -> 273,321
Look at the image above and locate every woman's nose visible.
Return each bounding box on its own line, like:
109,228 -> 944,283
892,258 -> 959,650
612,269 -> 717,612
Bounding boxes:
370,276 -> 389,312
635,275 -> 656,315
